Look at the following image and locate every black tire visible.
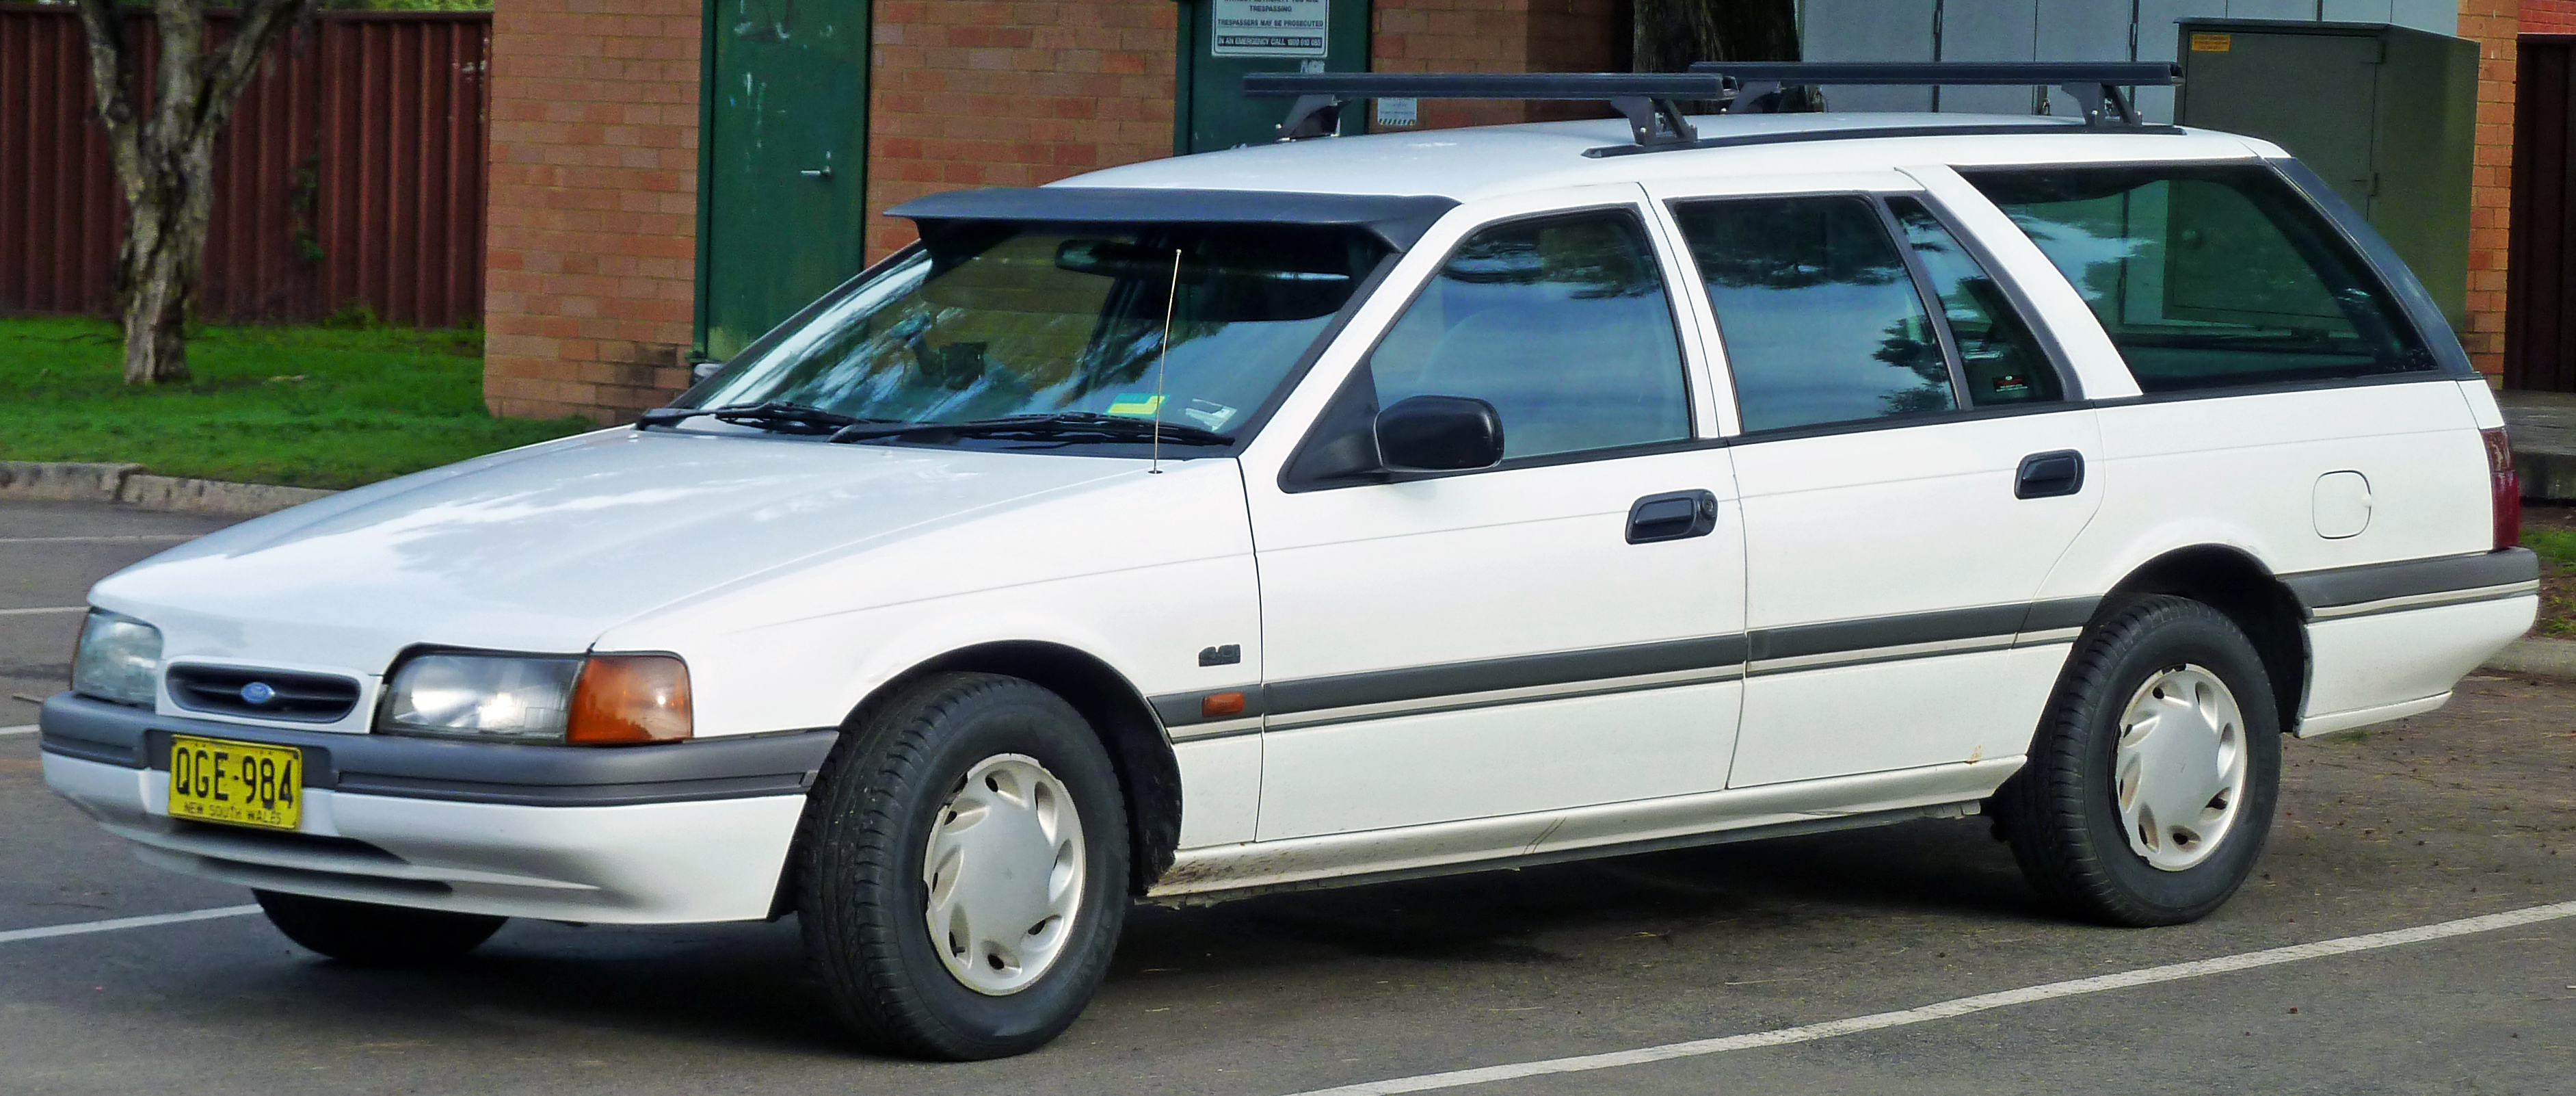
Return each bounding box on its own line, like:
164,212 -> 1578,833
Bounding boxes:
797,672 -> 1130,1061
1994,595 -> 2282,927
253,889 -> 505,966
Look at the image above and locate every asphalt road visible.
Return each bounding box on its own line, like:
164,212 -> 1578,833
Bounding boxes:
3,498 -> 2571,1095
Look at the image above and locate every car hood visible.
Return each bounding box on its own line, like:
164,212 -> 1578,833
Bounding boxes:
90,429 -> 1141,673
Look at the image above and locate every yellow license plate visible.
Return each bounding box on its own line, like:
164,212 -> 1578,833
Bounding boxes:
168,735 -> 304,831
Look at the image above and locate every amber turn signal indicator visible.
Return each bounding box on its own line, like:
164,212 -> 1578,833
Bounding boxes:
1200,691 -> 1246,718
568,655 -> 692,744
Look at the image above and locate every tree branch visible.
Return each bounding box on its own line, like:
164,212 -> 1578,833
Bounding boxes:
200,0 -> 321,142
70,0 -> 140,188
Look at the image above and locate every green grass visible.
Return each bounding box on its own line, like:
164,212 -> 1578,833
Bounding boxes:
0,317 -> 594,490
2527,527 -> 2576,569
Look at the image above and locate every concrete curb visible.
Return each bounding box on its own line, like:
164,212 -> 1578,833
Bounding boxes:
2482,636 -> 2576,680
0,460 -> 336,517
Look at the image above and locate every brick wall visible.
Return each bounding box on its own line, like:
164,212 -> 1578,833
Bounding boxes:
481,0 -> 701,422
1374,0 -> 1627,129
2529,0 -> 2576,31
862,0 -> 1178,261
2460,0 -> 2576,380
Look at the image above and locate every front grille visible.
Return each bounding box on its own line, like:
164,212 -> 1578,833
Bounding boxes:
165,664 -> 360,722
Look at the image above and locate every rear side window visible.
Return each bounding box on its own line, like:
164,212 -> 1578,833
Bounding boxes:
1963,164 -> 2433,393
1368,209 -> 1690,460
1887,197 -> 2062,406
1671,194 -> 1954,432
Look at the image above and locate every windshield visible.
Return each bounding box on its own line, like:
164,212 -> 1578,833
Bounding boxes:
684,222 -> 1388,444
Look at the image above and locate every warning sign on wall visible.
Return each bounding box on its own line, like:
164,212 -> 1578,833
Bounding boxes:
1212,0 -> 1329,58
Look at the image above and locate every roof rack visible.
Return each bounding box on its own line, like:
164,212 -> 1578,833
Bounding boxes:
1242,73 -> 1729,148
1684,62 -> 2181,127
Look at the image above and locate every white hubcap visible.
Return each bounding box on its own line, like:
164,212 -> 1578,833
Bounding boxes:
2114,664 -> 2248,872
922,754 -> 1086,995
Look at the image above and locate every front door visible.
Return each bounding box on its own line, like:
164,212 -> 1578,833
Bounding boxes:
1647,174 -> 2102,789
1246,190 -> 1747,841
698,0 -> 871,361
1178,0 -> 1370,153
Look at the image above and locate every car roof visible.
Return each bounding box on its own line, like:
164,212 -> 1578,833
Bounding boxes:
1056,112 -> 2279,205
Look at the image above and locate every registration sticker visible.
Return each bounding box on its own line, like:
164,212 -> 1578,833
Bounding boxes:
1105,393 -> 1165,417
168,735 -> 302,832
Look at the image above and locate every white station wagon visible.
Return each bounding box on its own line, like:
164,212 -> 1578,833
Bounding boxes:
42,64 -> 2537,1060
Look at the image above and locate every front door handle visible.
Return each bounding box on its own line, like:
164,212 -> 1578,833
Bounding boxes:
1628,490 -> 1720,544
2015,450 -> 2086,499
799,166 -> 834,181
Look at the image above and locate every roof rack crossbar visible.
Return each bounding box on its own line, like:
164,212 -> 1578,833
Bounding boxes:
1243,72 -> 1729,146
1686,61 -> 2178,128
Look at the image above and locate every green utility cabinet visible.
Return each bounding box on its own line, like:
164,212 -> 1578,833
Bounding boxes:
2175,19 -> 2476,332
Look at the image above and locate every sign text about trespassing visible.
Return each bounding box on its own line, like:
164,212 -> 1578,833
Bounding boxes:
1213,0 -> 1328,58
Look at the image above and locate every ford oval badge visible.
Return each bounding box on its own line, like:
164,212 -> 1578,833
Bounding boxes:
240,681 -> 277,705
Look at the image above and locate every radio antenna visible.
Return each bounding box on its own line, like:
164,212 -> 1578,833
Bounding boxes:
1150,247 -> 1180,475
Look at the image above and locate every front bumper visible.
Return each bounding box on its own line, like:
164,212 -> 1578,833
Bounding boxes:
38,692 -> 838,924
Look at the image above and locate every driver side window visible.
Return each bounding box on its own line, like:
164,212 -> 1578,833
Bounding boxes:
1366,209 -> 1692,460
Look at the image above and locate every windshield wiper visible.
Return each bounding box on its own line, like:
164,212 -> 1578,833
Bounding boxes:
828,411 -> 1235,447
634,401 -> 892,436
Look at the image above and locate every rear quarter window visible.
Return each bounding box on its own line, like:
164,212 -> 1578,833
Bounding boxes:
1962,164 -> 2435,393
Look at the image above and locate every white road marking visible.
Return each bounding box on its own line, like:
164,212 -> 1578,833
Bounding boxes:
1286,900 -> 2576,1096
0,535 -> 198,545
0,606 -> 87,617
0,905 -> 263,946
0,725 -> 36,736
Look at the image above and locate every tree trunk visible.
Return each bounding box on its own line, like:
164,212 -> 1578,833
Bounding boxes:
75,0 -> 320,386
117,158 -> 217,384
1632,0 -> 1800,73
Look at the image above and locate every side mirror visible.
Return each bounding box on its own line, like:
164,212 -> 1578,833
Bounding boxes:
1377,395 -> 1504,473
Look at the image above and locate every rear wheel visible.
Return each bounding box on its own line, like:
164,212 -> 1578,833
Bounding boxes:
253,890 -> 505,966
797,673 -> 1130,1060
1995,595 -> 2282,926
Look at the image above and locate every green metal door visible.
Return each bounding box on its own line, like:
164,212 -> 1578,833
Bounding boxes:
697,0 -> 869,361
1178,0 -> 1370,154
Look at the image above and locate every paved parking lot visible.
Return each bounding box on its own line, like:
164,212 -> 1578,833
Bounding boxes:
4,497 -> 2571,1095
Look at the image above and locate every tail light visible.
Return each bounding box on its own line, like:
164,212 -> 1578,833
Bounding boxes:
2484,427 -> 2521,551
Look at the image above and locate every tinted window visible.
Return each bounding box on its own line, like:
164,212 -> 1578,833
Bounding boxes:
690,223 -> 1385,438
1963,165 -> 2433,393
1887,197 -> 2062,406
1367,210 -> 1690,460
1673,195 -> 1953,432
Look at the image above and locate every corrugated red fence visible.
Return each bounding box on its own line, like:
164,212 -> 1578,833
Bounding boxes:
0,5 -> 488,326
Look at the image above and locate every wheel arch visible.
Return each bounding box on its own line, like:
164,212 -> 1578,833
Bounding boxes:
778,640 -> 1183,914
2091,545 -> 2309,735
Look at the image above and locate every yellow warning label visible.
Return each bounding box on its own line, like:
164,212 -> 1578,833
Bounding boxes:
2190,32 -> 2232,53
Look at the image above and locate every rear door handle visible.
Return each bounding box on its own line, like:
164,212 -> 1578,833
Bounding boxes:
2015,450 -> 2086,499
1628,490 -> 1719,544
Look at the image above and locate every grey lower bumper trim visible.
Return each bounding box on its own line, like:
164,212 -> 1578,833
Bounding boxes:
37,692 -> 838,808
2282,548 -> 2539,616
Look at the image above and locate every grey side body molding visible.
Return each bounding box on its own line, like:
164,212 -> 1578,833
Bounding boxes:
1150,549 -> 2541,736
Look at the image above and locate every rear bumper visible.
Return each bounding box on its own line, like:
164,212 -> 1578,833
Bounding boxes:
2285,549 -> 2539,736
38,692 -> 836,923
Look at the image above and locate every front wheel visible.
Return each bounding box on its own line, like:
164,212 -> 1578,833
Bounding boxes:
1994,595 -> 2282,926
797,673 -> 1130,1060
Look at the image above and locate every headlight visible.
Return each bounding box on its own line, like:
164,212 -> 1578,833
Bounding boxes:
72,611 -> 163,707
378,652 -> 690,746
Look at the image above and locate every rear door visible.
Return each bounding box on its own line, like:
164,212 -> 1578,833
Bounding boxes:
1645,173 -> 2102,788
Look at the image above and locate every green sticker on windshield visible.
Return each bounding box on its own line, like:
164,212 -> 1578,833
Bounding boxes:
1105,393 -> 1165,417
